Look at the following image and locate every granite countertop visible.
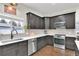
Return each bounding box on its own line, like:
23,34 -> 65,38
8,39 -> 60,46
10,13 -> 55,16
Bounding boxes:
0,34 -> 75,46
0,34 -> 47,46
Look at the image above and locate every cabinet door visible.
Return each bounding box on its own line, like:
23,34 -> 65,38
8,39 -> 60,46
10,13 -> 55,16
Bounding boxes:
2,44 -> 17,56
65,37 -> 76,50
35,16 -> 44,29
49,12 -> 75,29
40,17 -> 45,29
45,36 -> 54,45
37,36 -> 47,50
64,13 -> 75,29
0,47 -> 3,56
49,17 -> 56,29
28,13 -> 37,29
27,12 -> 45,29
17,41 -> 28,56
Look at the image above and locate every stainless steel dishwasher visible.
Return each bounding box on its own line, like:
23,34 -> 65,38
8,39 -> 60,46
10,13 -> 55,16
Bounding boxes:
54,34 -> 65,49
28,39 -> 37,55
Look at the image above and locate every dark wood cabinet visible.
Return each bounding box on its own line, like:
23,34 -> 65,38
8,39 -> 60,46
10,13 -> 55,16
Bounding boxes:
49,17 -> 56,29
54,15 -> 65,29
49,12 -> 75,29
27,12 -> 45,29
64,12 -> 75,29
27,12 -> 75,29
65,37 -> 76,50
17,41 -> 28,56
2,43 -> 17,56
49,15 -> 66,29
0,47 -> 3,56
37,36 -> 47,50
0,41 -> 28,56
37,36 -> 53,50
45,36 -> 54,45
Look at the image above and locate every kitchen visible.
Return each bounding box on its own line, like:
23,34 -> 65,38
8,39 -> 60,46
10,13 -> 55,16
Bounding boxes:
0,3 -> 79,56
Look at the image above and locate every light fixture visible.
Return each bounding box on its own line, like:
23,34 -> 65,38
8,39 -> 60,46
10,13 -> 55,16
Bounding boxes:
4,3 -> 17,15
5,3 -> 17,7
8,6 -> 13,10
8,3 -> 17,10
10,3 -> 17,6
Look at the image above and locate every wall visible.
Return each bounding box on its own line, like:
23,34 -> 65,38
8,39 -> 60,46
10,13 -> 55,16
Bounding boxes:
16,4 -> 43,24
0,3 -> 43,24
0,3 -> 44,41
0,4 -> 43,33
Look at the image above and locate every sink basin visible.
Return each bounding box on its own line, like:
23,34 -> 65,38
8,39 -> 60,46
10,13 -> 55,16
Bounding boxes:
1,38 -> 22,43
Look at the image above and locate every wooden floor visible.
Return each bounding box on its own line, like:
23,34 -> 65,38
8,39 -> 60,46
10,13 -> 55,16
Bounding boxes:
32,45 -> 75,56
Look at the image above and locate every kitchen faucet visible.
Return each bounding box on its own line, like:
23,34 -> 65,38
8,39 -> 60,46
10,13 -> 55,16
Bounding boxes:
11,27 -> 18,39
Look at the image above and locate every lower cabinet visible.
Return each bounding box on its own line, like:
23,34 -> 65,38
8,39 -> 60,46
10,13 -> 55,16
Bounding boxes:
2,43 -> 17,56
65,37 -> 76,50
46,36 -> 54,45
37,36 -> 53,50
37,36 -> 47,50
0,40 -> 28,56
0,47 -> 3,56
16,41 -> 28,56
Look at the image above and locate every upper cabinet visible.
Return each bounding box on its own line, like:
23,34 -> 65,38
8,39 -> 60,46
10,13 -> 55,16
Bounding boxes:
49,12 -> 75,29
27,12 -> 75,29
49,16 -> 57,29
49,15 -> 66,29
27,12 -> 45,29
64,12 -> 75,29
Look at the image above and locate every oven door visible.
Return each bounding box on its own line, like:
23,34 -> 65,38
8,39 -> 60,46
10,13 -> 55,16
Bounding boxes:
54,38 -> 65,45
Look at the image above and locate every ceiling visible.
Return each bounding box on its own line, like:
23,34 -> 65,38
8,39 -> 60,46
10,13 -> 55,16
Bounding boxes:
23,3 -> 79,16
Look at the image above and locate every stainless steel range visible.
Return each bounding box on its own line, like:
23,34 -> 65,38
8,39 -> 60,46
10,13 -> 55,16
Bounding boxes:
54,34 -> 65,49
